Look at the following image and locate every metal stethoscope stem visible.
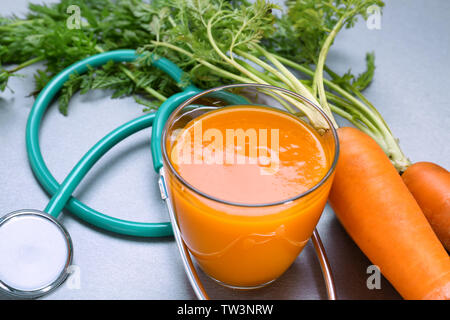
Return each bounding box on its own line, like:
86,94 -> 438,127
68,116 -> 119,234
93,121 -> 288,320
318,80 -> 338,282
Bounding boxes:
159,169 -> 210,300
159,168 -> 336,300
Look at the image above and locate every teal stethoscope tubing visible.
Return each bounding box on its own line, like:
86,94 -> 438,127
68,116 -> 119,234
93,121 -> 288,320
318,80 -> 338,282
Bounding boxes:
26,49 -> 201,237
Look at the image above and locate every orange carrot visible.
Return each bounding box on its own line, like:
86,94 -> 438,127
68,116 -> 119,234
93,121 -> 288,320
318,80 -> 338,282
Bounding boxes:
329,127 -> 450,300
402,162 -> 450,251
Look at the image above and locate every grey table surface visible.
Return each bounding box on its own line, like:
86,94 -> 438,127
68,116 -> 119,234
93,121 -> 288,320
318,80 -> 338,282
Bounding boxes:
0,0 -> 449,300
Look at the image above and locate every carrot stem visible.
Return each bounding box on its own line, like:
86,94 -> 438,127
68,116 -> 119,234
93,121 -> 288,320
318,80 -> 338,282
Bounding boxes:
273,54 -> 411,172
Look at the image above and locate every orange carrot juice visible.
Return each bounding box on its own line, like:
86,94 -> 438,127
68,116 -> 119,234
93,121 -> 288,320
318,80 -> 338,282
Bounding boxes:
163,105 -> 335,288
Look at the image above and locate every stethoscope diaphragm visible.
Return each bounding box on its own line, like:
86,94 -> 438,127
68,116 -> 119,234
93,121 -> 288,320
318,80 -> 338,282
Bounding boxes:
0,210 -> 73,298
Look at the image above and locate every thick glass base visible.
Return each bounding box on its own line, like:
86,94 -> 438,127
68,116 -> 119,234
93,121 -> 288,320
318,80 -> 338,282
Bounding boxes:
208,274 -> 277,290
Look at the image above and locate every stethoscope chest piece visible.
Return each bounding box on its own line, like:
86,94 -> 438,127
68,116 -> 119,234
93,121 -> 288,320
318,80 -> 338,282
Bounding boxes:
0,210 -> 73,298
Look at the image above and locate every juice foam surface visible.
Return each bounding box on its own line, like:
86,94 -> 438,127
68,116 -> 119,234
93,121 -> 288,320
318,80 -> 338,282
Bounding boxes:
169,106 -> 328,205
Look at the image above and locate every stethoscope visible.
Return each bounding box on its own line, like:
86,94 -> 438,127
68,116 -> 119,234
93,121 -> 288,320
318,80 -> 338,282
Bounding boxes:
0,50 -> 336,299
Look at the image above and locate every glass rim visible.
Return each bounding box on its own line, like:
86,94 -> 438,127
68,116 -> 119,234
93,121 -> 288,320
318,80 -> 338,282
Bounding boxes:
161,83 -> 340,208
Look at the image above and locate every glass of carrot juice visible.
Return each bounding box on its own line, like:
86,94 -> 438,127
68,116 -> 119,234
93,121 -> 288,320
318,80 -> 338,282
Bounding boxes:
161,84 -> 339,289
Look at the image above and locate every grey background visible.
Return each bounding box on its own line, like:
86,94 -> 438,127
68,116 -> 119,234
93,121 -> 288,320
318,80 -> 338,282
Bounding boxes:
0,0 -> 449,300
